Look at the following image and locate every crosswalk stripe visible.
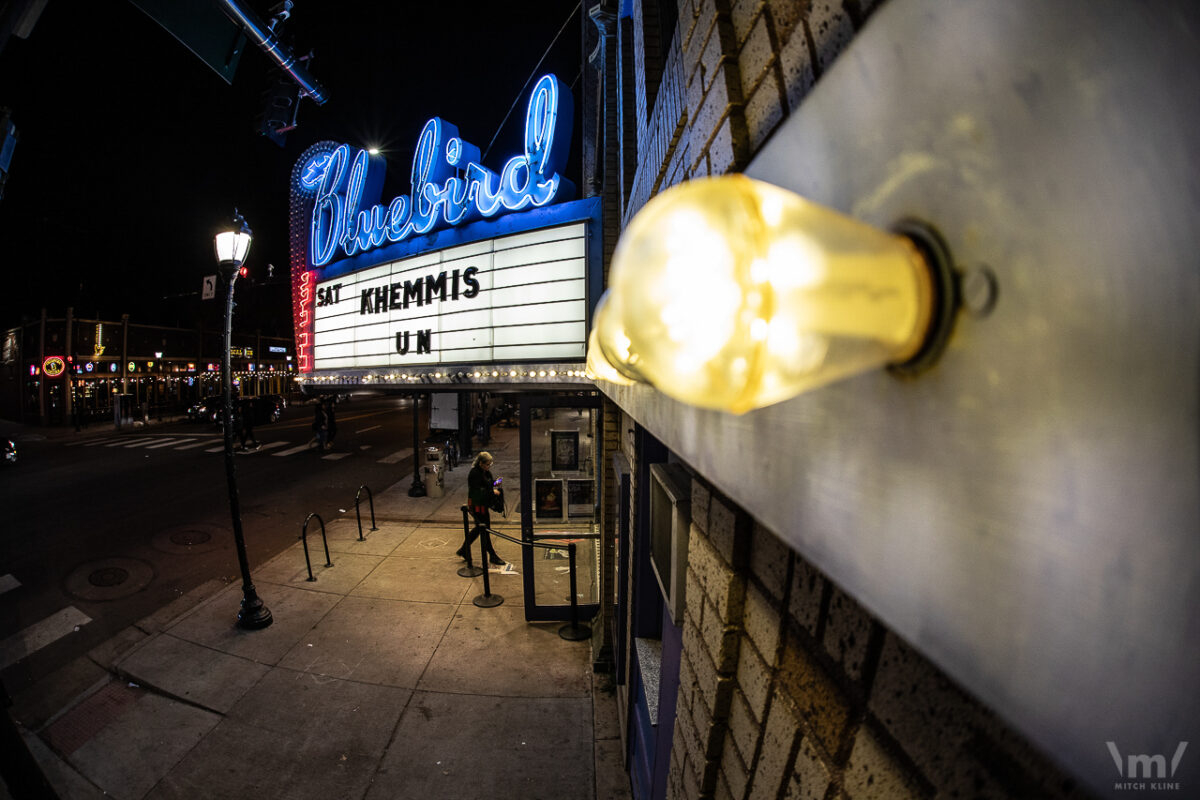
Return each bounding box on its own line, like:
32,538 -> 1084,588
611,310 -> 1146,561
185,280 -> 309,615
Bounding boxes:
205,445 -> 226,453
107,438 -> 156,448
322,452 -> 351,460
0,574 -> 20,595
0,607 -> 92,669
174,440 -> 212,450
378,448 -> 413,464
274,443 -> 313,456
144,438 -> 191,449
80,437 -> 123,447
259,441 -> 289,451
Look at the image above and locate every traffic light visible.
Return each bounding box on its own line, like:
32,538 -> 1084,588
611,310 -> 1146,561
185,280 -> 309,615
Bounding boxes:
255,69 -> 302,146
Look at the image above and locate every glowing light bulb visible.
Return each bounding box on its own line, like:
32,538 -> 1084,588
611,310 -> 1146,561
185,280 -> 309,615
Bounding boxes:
591,175 -> 945,413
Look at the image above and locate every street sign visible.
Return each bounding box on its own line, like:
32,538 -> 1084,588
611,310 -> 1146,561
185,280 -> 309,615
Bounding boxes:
128,0 -> 247,85
202,275 -> 217,300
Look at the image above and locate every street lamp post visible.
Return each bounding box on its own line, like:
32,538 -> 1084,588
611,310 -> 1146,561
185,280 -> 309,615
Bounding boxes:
407,392 -> 426,497
215,211 -> 273,630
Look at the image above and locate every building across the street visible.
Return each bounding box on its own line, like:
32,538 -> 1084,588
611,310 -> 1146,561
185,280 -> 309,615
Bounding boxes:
0,308 -> 296,425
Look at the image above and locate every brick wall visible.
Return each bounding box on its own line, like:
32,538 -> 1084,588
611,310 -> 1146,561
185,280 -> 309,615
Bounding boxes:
623,0 -> 884,227
666,473 -> 1088,799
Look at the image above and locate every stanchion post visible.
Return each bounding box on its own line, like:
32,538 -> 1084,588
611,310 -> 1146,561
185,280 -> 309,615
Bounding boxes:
473,527 -> 503,607
558,541 -> 591,641
480,530 -> 493,595
569,542 -> 579,628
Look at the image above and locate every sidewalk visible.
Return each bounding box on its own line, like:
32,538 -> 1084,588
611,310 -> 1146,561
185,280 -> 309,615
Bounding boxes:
4,424 -> 631,800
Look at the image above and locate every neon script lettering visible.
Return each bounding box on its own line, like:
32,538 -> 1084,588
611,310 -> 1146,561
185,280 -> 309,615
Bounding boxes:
301,74 -> 574,267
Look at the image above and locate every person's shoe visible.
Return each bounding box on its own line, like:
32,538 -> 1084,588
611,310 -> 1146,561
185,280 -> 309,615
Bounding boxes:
489,556 -> 506,565
455,547 -> 469,560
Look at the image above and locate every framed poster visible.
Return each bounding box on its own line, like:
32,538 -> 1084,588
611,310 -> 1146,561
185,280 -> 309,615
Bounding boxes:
567,478 -> 595,518
535,478 -> 565,520
550,430 -> 580,472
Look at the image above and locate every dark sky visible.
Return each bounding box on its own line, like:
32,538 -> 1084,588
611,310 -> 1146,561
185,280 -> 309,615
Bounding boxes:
0,0 -> 585,335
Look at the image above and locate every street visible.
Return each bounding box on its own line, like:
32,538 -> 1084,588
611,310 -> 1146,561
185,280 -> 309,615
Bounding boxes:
0,394 -> 439,696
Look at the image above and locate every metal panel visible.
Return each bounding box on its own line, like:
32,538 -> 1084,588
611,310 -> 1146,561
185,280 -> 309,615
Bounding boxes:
601,0 -> 1200,793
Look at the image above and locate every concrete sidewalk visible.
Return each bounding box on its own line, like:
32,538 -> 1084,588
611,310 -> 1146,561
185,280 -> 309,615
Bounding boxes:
5,425 -> 631,800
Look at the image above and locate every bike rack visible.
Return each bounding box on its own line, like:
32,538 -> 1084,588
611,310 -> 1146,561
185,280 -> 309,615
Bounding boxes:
355,484 -> 379,541
459,519 -> 592,641
301,512 -> 333,581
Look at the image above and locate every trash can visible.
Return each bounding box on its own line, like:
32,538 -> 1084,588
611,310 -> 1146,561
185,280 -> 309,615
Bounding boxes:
425,445 -> 443,464
422,464 -> 444,497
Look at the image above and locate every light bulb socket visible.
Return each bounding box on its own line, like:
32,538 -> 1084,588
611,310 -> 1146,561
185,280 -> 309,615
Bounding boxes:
888,219 -> 959,378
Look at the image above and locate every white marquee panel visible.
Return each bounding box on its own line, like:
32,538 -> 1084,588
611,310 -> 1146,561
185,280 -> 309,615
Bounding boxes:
312,223 -> 587,370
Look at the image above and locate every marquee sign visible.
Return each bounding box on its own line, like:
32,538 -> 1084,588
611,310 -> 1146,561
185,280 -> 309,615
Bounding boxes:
289,73 -> 597,378
312,223 -> 587,371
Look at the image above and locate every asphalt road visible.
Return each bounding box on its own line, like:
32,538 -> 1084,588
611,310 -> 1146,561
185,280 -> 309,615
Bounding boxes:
0,394 -> 451,696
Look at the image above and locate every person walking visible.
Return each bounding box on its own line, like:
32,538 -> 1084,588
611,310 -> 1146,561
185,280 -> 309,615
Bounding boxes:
324,398 -> 338,450
311,400 -> 328,451
459,451 -> 505,565
237,399 -> 260,451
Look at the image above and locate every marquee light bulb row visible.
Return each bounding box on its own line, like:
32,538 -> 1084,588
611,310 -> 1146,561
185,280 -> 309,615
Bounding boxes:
297,367 -> 593,387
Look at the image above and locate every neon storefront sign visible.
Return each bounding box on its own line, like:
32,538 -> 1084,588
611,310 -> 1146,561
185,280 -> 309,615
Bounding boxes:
297,74 -> 574,268
42,356 -> 65,377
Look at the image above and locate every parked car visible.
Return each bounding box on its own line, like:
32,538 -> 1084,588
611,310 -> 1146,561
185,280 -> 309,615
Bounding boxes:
262,393 -> 288,412
3,439 -> 15,466
186,396 -> 223,422
213,396 -> 282,427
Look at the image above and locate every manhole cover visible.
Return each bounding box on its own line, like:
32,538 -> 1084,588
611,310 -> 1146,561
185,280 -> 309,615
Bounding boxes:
88,567 -> 129,587
153,524 -> 223,555
169,529 -> 212,546
66,558 -> 154,602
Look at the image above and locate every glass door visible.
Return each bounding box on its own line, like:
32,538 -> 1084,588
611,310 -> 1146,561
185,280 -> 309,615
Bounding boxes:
518,392 -> 603,622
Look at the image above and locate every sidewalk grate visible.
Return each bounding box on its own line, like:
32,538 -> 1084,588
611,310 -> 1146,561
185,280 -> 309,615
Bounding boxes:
41,679 -> 144,756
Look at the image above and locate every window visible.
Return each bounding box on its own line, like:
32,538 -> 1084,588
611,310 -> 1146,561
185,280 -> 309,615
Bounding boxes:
648,461 -> 691,625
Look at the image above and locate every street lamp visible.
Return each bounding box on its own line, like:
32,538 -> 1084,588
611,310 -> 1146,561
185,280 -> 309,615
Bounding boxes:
407,392 -> 425,497
214,211 -> 273,630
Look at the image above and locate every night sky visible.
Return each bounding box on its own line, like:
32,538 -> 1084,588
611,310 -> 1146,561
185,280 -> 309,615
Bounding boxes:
0,0 -> 585,336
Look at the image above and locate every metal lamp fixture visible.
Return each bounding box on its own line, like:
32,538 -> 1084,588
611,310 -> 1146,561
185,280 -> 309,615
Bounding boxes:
588,175 -> 958,413
215,211 -> 273,630
214,216 -> 253,266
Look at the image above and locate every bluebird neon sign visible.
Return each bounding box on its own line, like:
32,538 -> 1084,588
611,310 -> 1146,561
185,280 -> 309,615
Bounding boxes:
296,74 -> 575,268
